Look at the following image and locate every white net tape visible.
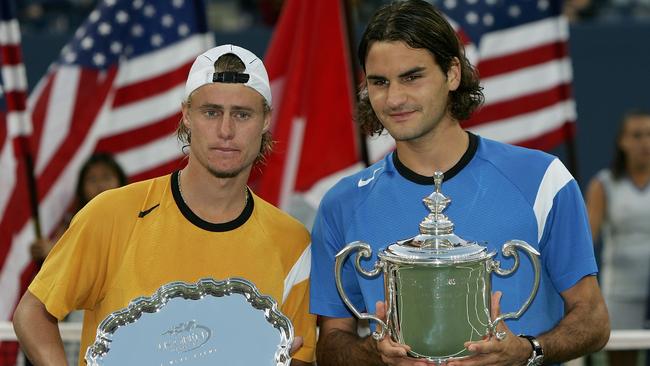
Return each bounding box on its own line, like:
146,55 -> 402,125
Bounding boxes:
2,322 -> 650,365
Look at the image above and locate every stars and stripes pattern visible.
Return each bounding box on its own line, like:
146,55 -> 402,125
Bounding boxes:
367,0 -> 576,161
0,0 -> 213,332
0,0 -> 35,361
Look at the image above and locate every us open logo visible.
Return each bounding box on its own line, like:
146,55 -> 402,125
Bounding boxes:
158,320 -> 212,353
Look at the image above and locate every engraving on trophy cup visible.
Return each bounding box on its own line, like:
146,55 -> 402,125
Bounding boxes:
334,171 -> 542,364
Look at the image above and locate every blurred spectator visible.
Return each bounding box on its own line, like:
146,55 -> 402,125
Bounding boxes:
18,0 -> 93,35
598,0 -> 650,20
586,110 -> 650,366
563,0 -> 593,22
13,0 -> 650,35
30,152 -> 127,264
563,0 -> 650,22
205,0 -> 282,31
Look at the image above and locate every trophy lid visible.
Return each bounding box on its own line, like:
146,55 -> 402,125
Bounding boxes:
379,172 -> 494,264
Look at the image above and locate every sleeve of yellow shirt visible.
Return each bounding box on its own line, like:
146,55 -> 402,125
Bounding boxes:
29,191 -> 123,320
282,278 -> 317,363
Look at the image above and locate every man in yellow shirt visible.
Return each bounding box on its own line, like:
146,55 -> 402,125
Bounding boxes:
13,44 -> 316,366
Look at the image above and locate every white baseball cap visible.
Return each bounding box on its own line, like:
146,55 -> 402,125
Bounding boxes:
184,44 -> 272,107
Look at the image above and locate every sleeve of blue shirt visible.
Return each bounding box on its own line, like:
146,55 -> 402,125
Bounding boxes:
540,179 -> 598,294
310,185 -> 365,318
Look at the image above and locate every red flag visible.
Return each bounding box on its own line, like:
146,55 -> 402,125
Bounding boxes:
0,0 -> 213,337
251,0 -> 361,212
367,1 -> 576,162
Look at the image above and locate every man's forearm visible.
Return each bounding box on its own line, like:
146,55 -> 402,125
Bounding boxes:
290,359 -> 313,366
316,329 -> 384,366
13,291 -> 67,366
538,288 -> 610,362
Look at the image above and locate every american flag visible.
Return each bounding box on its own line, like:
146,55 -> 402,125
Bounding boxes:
367,0 -> 576,162
0,0 -> 34,361
0,0 -> 212,333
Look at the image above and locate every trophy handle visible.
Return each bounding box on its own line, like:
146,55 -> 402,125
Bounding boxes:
334,241 -> 388,340
488,240 -> 541,329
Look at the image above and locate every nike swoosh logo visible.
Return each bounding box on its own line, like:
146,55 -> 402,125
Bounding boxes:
357,177 -> 374,187
138,204 -> 160,218
357,167 -> 384,187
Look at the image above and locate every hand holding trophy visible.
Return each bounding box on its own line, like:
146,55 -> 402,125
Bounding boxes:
334,172 -> 541,365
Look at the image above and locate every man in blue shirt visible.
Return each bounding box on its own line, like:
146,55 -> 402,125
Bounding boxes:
309,1 -> 610,365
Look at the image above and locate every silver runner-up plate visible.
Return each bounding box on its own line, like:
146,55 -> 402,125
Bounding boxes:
85,277 -> 293,366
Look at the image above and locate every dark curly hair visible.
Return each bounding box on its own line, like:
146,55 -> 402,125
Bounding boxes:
357,0 -> 484,136
177,53 -> 274,165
